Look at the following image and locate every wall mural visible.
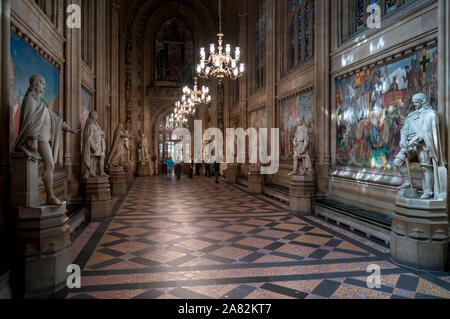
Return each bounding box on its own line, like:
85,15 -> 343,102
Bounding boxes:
249,107 -> 267,130
280,90 -> 314,161
9,32 -> 60,150
80,88 -> 93,130
155,17 -> 194,85
336,46 -> 438,169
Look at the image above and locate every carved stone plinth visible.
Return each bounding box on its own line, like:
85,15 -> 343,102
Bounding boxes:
10,153 -> 40,208
289,175 -> 316,215
248,170 -> 264,194
137,161 -> 151,176
109,166 -> 126,196
83,176 -> 112,221
122,163 -> 134,183
226,164 -> 238,184
390,191 -> 448,271
15,203 -> 72,298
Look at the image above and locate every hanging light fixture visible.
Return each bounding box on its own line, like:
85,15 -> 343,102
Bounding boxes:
174,100 -> 195,117
182,77 -> 212,106
196,0 -> 245,82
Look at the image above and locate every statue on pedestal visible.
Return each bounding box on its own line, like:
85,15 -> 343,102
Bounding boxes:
107,124 -> 126,168
82,111 -> 107,179
394,93 -> 447,200
137,133 -> 149,162
288,119 -> 314,176
122,122 -> 133,165
12,75 -> 79,206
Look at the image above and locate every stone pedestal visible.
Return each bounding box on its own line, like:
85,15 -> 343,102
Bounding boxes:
137,161 -> 151,176
109,166 -> 126,196
15,203 -> 72,298
289,175 -> 316,215
83,176 -> 112,221
248,170 -> 264,194
10,153 -> 40,207
122,163 -> 134,183
226,164 -> 238,183
390,191 -> 448,271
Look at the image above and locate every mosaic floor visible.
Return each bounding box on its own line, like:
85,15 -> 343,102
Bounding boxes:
65,176 -> 450,299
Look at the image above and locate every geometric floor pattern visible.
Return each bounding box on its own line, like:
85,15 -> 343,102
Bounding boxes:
66,176 -> 450,299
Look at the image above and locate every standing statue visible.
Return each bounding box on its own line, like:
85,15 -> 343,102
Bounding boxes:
122,122 -> 133,165
137,133 -> 149,162
82,111 -> 107,179
394,93 -> 447,199
107,124 -> 126,168
13,75 -> 79,205
288,119 -> 314,176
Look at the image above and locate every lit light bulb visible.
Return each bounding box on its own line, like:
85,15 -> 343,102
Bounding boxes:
210,44 -> 215,53
235,47 -> 240,57
234,68 -> 238,76
200,47 -> 205,57
226,44 -> 231,54
231,60 -> 236,68
240,63 -> 245,73
197,65 -> 201,73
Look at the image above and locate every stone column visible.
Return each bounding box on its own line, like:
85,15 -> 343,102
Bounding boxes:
110,0 -> 120,143
289,175 -> 316,216
315,0 -> 331,196
390,192 -> 448,271
0,0 -> 12,299
64,0 -> 82,200
438,0 -> 450,200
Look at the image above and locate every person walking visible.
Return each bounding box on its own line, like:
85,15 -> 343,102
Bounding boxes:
189,158 -> 194,179
213,161 -> 220,184
175,162 -> 182,181
167,157 -> 174,176
163,158 -> 168,176
195,162 -> 201,176
205,162 -> 211,177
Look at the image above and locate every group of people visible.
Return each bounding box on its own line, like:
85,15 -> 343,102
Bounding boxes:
160,158 -> 221,183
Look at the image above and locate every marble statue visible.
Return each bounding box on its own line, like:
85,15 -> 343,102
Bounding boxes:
137,133 -> 149,162
107,124 -> 126,168
288,119 -> 314,176
82,111 -> 107,179
122,122 -> 133,165
394,93 -> 447,199
12,75 -> 79,206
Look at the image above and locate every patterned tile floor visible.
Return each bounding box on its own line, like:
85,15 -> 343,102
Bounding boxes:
65,176 -> 450,299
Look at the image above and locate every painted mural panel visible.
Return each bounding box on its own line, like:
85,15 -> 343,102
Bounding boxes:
249,107 -> 267,129
9,32 -> 59,149
280,90 -> 314,161
155,17 -> 194,85
336,46 -> 438,169
80,88 -> 93,130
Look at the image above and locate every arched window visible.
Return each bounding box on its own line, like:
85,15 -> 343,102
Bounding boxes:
154,17 -> 194,86
343,0 -> 416,41
287,0 -> 315,70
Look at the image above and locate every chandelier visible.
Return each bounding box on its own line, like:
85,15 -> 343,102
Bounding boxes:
182,77 -> 212,105
174,100 -> 195,117
196,0 -> 244,82
169,112 -> 187,127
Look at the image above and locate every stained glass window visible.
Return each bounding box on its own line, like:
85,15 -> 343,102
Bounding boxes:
355,0 -> 365,31
290,16 -> 295,68
304,2 -> 309,59
288,0 -> 315,71
350,0 -> 415,38
297,11 -> 302,64
255,0 -> 266,89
